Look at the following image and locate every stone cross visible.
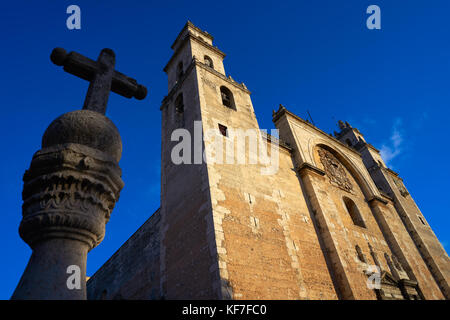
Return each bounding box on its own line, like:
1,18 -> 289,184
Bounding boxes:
12,48 -> 147,300
50,47 -> 147,114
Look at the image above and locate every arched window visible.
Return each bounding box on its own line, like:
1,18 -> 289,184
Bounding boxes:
176,61 -> 184,82
220,86 -> 236,110
345,139 -> 352,147
343,197 -> 366,228
204,55 -> 214,69
174,93 -> 184,127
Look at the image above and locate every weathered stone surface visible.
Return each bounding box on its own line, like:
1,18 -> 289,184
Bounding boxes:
12,47 -> 147,300
86,22 -> 449,300
87,210 -> 161,300
42,110 -> 122,162
13,111 -> 124,300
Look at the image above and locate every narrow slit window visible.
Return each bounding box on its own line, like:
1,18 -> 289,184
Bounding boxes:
174,93 -> 184,127
204,55 -> 214,69
355,245 -> 367,263
418,215 -> 426,225
176,61 -> 184,82
218,123 -> 228,137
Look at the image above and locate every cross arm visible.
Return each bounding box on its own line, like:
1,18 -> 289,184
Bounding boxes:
50,48 -> 147,101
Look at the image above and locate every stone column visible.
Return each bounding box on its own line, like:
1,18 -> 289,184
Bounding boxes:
12,110 -> 124,300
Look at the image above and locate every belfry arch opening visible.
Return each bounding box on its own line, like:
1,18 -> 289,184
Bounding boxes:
220,86 -> 236,110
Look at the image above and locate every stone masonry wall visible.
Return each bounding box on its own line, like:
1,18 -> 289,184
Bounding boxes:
87,23 -> 449,300
87,209 -> 161,300
197,62 -> 338,299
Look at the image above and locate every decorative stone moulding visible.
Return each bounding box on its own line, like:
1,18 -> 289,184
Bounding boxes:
12,47 -> 146,300
20,110 -> 124,250
12,110 -> 124,300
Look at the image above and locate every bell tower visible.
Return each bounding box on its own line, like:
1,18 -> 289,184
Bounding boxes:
85,21 -> 448,300
158,21 -> 253,299
164,21 -> 227,91
159,21 -> 277,299
159,21 -> 329,300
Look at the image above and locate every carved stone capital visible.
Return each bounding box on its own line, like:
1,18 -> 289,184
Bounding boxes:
20,143 -> 124,250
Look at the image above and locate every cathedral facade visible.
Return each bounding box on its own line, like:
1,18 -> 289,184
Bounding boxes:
86,22 -> 450,300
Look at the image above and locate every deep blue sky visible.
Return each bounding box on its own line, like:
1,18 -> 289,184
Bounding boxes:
1,1 -> 449,299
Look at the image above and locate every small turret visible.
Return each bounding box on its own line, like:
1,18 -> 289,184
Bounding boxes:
334,120 -> 366,148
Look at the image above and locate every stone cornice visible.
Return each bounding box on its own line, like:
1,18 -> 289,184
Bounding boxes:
366,143 -> 380,153
161,58 -> 250,110
355,141 -> 380,154
170,21 -> 214,50
160,58 -> 196,110
260,131 -> 292,152
379,191 -> 394,202
196,60 -> 249,93
385,167 -> 400,177
295,162 -> 325,176
398,278 -> 418,287
368,195 -> 389,205
164,33 -> 226,73
273,106 -> 362,157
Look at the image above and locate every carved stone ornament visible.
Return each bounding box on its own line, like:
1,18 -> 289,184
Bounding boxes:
12,48 -> 146,300
318,148 -> 353,192
12,110 -> 124,300
393,176 -> 409,197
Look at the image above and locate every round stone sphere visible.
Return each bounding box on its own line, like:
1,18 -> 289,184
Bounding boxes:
42,110 -> 122,162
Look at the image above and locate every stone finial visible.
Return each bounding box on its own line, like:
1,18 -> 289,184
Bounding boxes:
338,120 -> 346,130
